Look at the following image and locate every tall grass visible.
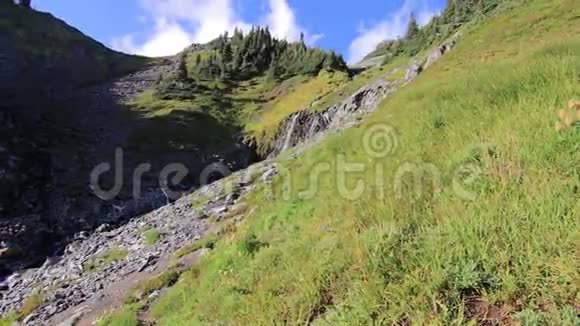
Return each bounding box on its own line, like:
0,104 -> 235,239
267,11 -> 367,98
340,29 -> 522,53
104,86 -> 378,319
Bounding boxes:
110,0 -> 580,324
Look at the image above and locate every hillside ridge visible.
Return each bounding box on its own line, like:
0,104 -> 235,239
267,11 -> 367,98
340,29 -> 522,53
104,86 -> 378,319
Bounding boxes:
1,0 -> 579,325
0,36 -> 456,324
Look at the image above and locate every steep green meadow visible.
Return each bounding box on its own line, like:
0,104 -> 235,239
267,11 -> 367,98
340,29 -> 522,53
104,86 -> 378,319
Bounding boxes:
146,0 -> 579,324
126,69 -> 351,155
123,27 -> 350,155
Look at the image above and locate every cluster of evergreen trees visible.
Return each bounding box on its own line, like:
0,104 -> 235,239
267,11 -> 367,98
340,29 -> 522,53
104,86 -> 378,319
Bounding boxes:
369,0 -> 503,62
189,27 -> 347,81
156,27 -> 347,100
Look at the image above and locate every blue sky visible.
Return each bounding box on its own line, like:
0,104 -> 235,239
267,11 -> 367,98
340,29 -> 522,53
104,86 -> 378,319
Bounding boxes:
35,0 -> 446,63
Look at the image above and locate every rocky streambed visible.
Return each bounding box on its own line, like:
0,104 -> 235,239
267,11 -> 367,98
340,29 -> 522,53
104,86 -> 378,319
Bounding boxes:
0,161 -> 278,325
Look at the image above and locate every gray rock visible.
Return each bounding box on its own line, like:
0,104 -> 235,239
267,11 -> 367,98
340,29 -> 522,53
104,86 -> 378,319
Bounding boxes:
95,224 -> 112,233
266,78 -> 397,158
265,37 -> 458,159
0,162 -> 275,323
424,39 -> 456,69
148,290 -> 161,300
207,206 -> 228,218
40,257 -> 61,270
262,168 -> 278,182
22,313 -> 37,325
405,62 -> 423,81
56,308 -> 85,326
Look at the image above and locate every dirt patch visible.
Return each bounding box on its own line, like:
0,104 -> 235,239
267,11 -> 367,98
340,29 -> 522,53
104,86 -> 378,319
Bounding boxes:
306,278 -> 336,324
47,255 -> 170,326
464,294 -> 516,326
48,250 -> 207,326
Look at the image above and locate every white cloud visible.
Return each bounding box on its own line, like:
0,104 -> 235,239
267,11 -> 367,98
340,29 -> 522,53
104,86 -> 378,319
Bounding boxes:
112,18 -> 194,57
347,0 -> 441,64
264,0 -> 323,44
140,0 -> 252,43
266,0 -> 301,41
112,0 -> 322,57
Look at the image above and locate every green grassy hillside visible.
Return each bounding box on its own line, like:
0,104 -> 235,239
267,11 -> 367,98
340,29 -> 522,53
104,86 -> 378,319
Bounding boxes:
127,69 -> 353,157
142,0 -> 579,324
126,28 -> 350,156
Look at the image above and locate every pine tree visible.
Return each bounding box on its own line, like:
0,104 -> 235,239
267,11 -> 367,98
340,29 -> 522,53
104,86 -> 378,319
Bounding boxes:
18,0 -> 31,8
266,53 -> 279,81
222,43 -> 233,65
172,24 -> 347,83
406,13 -> 420,39
299,32 -> 307,52
177,53 -> 188,81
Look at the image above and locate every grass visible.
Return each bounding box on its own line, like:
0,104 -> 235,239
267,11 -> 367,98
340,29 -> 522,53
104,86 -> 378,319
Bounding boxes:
143,229 -> 162,246
142,0 -> 580,324
0,293 -> 44,325
96,304 -> 142,326
19,293 -> 44,318
128,67 -> 350,156
125,270 -> 180,305
174,234 -> 218,260
126,88 -> 238,153
83,247 -> 129,273
244,69 -> 350,151
94,267 -> 184,325
233,75 -> 307,125
309,56 -> 409,112
0,313 -> 18,326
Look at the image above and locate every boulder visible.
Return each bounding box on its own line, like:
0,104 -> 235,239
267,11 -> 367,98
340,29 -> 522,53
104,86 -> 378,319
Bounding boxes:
405,62 -> 423,82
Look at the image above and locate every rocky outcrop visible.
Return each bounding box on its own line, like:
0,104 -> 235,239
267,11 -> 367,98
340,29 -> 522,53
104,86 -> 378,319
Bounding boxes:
267,77 -> 400,157
266,38 -> 456,158
0,54 -> 256,279
0,161 -> 277,324
424,39 -> 457,70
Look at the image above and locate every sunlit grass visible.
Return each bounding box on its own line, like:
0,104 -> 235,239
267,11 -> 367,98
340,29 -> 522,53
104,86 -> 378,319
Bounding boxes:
83,247 -> 129,273
245,70 -> 350,151
147,0 -> 580,324
0,293 -> 44,325
96,304 -> 141,326
143,228 -> 162,246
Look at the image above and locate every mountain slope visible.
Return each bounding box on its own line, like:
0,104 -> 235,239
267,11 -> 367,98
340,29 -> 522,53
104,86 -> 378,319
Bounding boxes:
145,0 -> 579,324
0,4 -> 352,319
126,27 -> 349,157
0,2 -> 155,275
0,1 -> 146,102
1,0 -> 579,324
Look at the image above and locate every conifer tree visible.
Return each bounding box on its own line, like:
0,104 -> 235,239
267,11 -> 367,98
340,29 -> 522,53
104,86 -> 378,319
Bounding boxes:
175,26 -> 347,83
18,0 -> 31,8
222,43 -> 233,67
406,13 -> 420,39
266,53 -> 279,81
177,53 -> 188,81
